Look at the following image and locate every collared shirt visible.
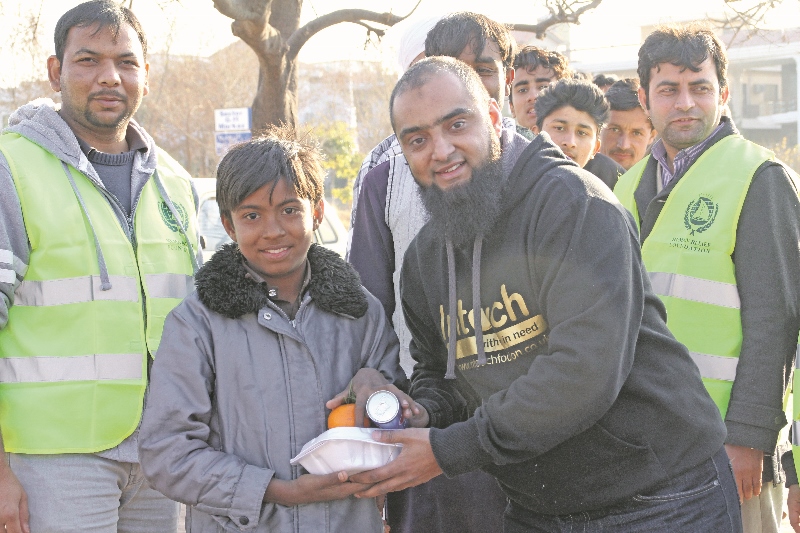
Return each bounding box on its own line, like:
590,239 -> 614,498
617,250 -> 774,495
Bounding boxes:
651,121 -> 726,189
243,259 -> 312,321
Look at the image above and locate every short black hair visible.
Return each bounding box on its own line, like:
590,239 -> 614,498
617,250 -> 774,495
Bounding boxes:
534,79 -> 609,131
509,46 -> 571,104
592,73 -> 619,88
605,78 -> 643,112
638,22 -> 728,105
513,46 -> 571,79
425,12 -> 515,70
216,125 -> 325,221
54,1 -> 147,63
389,56 -> 490,133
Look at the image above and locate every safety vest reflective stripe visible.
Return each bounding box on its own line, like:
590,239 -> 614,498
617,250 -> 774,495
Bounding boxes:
0,269 -> 14,284
144,273 -> 194,300
14,273 -> 194,306
649,272 -> 741,309
0,249 -> 25,284
793,421 -> 800,446
688,351 -> 738,382
0,353 -> 142,383
15,275 -> 140,305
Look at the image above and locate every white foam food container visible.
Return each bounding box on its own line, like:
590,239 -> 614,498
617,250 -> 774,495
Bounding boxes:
290,427 -> 402,475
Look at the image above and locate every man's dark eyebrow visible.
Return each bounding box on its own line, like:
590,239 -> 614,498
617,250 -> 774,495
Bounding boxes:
72,48 -> 138,59
73,47 -> 99,56
655,80 -> 679,88
535,77 -> 553,84
398,107 -> 474,139
513,79 -> 529,89
474,56 -> 498,66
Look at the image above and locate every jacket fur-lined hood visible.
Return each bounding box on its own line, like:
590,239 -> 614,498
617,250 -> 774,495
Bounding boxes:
195,242 -> 368,319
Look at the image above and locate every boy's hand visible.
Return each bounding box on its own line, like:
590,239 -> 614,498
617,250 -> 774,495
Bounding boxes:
326,368 -> 428,428
264,471 -> 373,506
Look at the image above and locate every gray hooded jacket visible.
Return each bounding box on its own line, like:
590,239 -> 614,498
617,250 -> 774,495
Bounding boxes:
139,243 -> 406,532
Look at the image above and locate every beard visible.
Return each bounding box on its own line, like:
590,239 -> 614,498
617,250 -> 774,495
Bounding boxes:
418,134 -> 505,248
61,84 -> 134,132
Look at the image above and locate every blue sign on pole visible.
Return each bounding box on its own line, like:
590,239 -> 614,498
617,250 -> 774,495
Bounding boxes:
215,131 -> 252,157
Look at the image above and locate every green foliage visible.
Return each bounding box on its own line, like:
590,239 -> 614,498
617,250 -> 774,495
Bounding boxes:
770,138 -> 800,175
312,121 -> 364,205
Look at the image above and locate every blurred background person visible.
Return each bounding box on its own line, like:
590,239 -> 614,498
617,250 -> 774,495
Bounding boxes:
509,46 -> 571,138
601,78 -> 657,171
535,78 -> 623,188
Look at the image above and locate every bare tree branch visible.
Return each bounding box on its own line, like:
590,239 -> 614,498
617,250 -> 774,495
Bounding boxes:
710,0 -> 786,47
212,0 -> 271,21
352,20 -> 386,38
508,0 -> 602,38
285,1 -> 421,60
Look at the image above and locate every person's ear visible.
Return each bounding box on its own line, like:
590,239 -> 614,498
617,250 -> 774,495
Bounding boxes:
505,67 -> 515,97
638,86 -> 649,112
591,137 -> 601,158
47,56 -> 62,93
720,84 -> 730,106
143,61 -> 150,96
221,213 -> 237,242
488,98 -> 503,137
312,200 -> 324,230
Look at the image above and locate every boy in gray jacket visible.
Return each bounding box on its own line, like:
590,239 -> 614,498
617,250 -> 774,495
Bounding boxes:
139,127 -> 406,532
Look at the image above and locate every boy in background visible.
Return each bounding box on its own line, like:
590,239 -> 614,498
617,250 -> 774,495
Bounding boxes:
536,78 -> 624,188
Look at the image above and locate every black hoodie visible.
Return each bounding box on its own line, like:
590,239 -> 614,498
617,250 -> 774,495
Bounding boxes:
400,134 -> 727,515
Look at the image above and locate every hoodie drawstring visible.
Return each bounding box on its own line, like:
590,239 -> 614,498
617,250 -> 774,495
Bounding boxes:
61,162 -> 113,291
153,170 -> 200,275
444,234 -> 487,380
445,239 -> 458,379
472,234 -> 486,368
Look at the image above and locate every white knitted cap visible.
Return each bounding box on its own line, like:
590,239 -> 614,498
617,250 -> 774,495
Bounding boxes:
396,15 -> 445,72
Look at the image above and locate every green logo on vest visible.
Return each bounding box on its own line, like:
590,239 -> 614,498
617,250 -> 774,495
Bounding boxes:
158,200 -> 188,233
683,196 -> 718,235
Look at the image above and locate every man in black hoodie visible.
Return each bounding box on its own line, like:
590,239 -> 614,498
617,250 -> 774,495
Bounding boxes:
350,56 -> 742,532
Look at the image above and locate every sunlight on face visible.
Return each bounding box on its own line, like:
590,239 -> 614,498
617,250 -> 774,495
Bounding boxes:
541,105 -> 601,168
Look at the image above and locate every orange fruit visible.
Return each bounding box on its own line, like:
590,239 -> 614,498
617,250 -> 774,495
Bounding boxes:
327,403 -> 370,429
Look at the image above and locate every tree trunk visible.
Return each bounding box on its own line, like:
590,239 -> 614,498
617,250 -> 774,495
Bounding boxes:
227,0 -> 301,131
251,42 -> 297,131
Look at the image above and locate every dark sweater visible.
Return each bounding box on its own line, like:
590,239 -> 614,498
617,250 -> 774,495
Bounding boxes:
401,133 -> 727,515
584,152 -> 624,190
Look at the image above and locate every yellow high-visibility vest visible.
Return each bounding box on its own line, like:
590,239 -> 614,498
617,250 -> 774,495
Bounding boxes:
614,135 -> 774,418
0,132 -> 198,453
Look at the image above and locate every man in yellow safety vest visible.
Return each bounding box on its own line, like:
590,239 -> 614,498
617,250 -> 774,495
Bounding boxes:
614,23 -> 800,533
0,2 -> 199,532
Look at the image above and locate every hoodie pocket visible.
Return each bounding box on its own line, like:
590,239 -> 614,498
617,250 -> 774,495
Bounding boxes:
489,422 -> 666,515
